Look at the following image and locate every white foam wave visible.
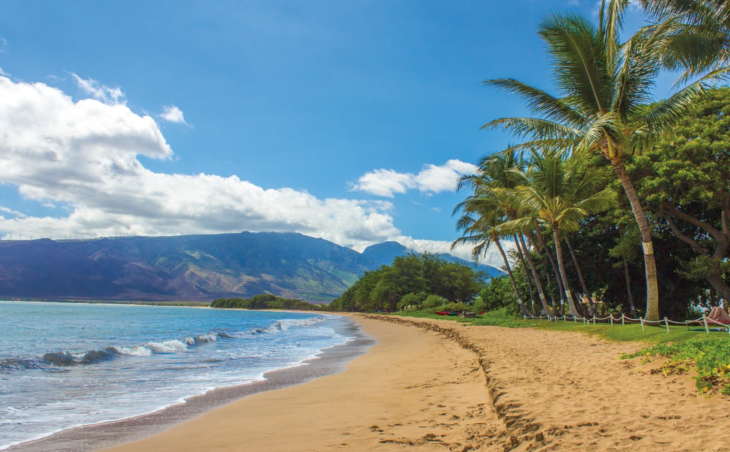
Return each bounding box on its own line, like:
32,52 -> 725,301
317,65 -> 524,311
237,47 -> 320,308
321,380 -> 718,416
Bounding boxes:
145,340 -> 188,353
112,346 -> 153,357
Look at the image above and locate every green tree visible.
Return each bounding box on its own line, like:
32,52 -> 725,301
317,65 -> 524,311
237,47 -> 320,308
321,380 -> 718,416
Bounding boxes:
331,253 -> 485,312
498,151 -> 617,317
640,0 -> 730,84
458,151 -> 555,316
635,87 -> 730,299
452,196 -> 537,317
482,0 -> 703,319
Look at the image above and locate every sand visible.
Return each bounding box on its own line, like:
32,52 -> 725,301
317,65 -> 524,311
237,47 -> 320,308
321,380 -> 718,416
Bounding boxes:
100,315 -> 499,452
94,315 -> 730,451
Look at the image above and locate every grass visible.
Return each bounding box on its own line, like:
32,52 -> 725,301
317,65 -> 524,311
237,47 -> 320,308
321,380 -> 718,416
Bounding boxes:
392,306 -> 730,394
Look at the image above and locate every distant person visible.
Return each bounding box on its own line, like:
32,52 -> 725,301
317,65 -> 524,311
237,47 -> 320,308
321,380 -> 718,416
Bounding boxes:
707,307 -> 730,325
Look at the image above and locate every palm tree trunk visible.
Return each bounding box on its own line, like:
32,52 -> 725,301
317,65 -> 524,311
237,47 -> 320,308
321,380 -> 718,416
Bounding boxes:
518,234 -> 554,316
513,233 -> 539,314
611,158 -> 660,321
622,255 -> 638,318
495,237 -> 531,317
552,226 -> 581,317
565,237 -> 596,315
534,229 -> 568,308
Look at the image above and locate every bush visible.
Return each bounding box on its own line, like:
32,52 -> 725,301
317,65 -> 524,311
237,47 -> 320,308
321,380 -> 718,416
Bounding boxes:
442,301 -> 470,312
422,294 -> 449,308
397,292 -> 425,311
477,276 -> 522,316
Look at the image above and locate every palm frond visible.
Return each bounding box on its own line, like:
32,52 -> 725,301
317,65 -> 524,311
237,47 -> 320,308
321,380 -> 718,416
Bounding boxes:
481,117 -> 581,141
643,79 -> 705,131
484,78 -> 588,127
539,12 -> 612,116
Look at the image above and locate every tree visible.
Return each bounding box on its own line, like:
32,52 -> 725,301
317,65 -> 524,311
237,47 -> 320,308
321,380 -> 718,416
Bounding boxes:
498,150 -> 617,317
640,0 -> 730,84
452,196 -> 535,317
482,0 -> 703,319
331,253 -> 485,312
635,87 -> 730,299
457,151 -> 555,316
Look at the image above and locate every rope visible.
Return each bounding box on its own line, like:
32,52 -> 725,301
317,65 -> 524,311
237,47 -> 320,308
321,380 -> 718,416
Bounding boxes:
525,311 -> 730,334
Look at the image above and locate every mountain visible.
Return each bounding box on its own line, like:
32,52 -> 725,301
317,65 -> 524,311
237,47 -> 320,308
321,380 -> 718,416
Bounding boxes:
361,241 -> 505,278
0,232 -> 376,302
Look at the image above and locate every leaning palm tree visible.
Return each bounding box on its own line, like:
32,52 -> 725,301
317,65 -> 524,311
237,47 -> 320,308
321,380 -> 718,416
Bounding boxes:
459,151 -> 556,316
497,151 -> 618,318
640,0 -> 730,84
482,0 -> 703,320
452,197 -> 534,317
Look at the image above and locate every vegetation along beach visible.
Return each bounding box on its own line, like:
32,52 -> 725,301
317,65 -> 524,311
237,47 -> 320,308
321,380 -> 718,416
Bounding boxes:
1,0 -> 729,451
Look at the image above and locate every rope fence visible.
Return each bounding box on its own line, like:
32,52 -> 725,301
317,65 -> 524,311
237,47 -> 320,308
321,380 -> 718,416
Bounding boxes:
522,312 -> 730,335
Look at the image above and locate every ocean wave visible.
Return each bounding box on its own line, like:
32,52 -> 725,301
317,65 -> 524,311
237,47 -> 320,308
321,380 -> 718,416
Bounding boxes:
1,316 -> 328,373
249,316 -> 327,335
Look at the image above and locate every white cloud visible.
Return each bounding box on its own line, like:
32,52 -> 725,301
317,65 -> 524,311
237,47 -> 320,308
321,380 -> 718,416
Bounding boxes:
160,105 -> 187,124
0,75 -> 403,249
390,236 -> 515,269
351,169 -> 415,197
352,159 -> 478,198
71,73 -> 125,104
0,206 -> 25,218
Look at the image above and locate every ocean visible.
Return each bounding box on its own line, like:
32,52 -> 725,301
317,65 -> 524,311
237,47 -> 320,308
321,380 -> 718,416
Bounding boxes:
0,301 -> 354,450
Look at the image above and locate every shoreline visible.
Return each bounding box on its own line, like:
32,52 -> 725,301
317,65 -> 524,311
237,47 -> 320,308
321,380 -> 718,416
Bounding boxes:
97,314 -> 497,452
6,315 -> 373,452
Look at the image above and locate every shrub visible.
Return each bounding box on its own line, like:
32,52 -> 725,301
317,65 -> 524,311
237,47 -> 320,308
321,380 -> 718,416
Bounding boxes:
398,292 -> 425,311
422,294 -> 449,308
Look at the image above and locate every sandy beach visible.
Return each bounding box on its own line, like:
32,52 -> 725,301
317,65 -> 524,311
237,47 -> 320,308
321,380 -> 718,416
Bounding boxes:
24,314 -> 730,452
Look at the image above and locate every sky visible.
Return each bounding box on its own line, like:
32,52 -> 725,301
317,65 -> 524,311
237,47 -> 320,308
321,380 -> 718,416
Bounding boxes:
0,0 -> 675,266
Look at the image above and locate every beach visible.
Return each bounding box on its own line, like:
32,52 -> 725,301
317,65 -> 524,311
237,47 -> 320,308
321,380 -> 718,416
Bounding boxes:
93,315 -> 730,452
12,314 -> 730,451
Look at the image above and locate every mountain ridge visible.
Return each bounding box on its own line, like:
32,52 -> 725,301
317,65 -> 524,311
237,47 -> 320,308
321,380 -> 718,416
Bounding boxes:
0,233 -> 502,302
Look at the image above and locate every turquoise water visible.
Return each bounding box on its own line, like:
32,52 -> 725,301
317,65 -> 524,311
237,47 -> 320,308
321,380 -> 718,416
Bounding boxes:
0,301 -> 351,449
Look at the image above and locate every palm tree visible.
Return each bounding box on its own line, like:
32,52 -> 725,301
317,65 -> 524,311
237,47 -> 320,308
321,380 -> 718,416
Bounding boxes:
497,151 -> 618,318
640,0 -> 730,84
452,197 -> 533,317
481,0 -> 703,320
564,236 -> 597,315
459,152 -> 556,316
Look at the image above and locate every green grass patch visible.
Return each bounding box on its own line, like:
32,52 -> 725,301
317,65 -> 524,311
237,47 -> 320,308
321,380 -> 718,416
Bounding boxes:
534,321 -> 730,344
392,307 -> 537,328
621,336 -> 730,394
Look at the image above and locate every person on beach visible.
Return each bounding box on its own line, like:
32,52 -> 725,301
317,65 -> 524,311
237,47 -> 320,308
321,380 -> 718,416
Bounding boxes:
707,307 -> 730,324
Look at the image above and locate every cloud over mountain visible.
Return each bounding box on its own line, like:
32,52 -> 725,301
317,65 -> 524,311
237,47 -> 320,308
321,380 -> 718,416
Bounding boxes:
0,75 -> 508,267
0,76 -> 398,249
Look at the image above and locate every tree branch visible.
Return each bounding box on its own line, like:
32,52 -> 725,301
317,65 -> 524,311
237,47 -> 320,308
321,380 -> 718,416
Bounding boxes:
661,213 -> 710,255
660,201 -> 726,243
722,195 -> 730,241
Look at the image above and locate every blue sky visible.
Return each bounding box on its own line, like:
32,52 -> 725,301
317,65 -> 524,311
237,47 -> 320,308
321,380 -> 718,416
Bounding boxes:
0,0 -> 677,262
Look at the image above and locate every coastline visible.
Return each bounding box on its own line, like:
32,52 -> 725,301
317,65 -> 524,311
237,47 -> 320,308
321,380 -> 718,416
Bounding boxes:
11,314 -> 730,451
6,315 -> 372,452
96,315 -> 499,452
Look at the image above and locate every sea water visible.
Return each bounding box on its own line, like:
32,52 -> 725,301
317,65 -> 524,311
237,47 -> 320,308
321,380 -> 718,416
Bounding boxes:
0,301 -> 353,449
